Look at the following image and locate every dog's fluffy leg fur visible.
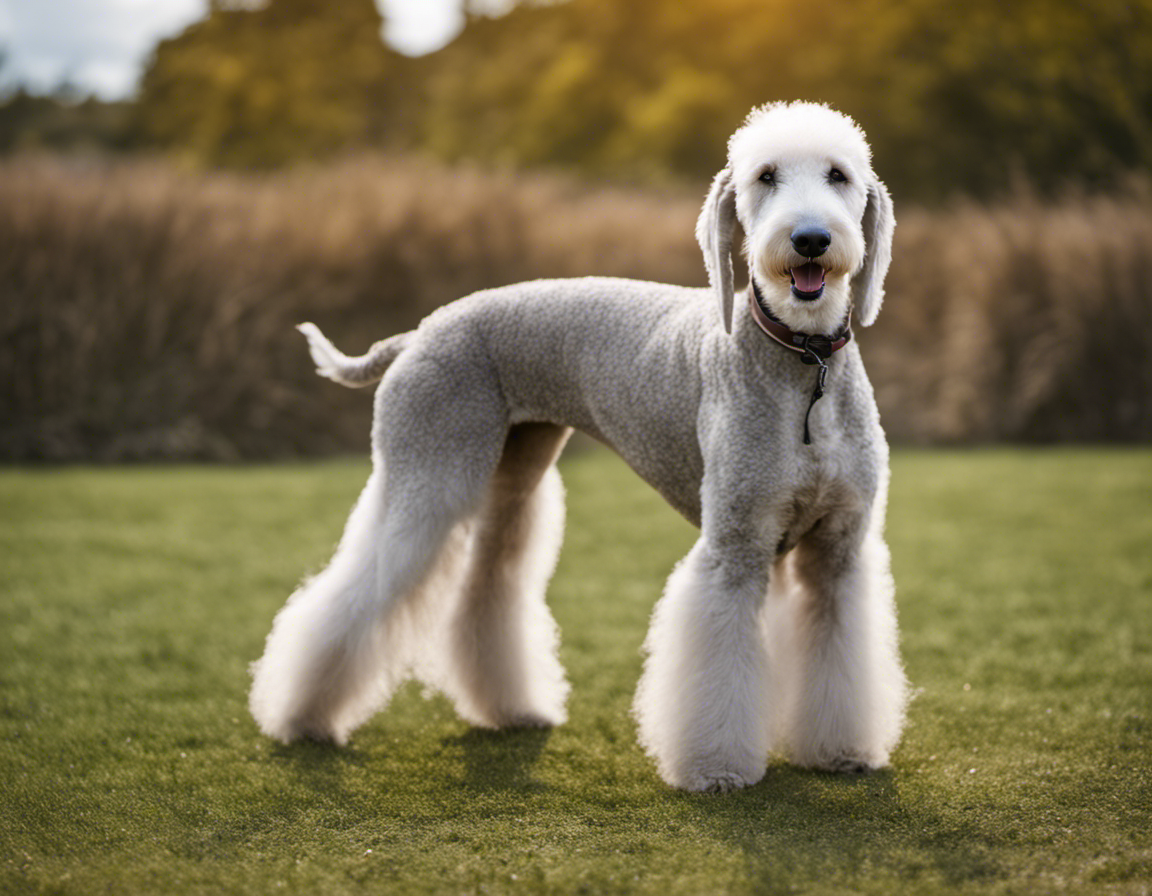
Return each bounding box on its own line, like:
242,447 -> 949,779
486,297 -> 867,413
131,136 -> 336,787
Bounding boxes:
634,540 -> 772,792
434,423 -> 572,728
248,465 -> 480,744
767,494 -> 907,772
249,469 -> 394,743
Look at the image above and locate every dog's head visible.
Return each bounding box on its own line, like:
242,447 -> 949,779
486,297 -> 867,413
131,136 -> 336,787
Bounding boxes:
697,102 -> 894,335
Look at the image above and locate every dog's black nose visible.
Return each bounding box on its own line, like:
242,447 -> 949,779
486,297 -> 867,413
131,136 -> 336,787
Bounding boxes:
791,227 -> 831,258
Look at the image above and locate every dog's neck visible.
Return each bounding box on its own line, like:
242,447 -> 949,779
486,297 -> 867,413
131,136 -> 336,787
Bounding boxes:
748,281 -> 852,364
748,281 -> 852,446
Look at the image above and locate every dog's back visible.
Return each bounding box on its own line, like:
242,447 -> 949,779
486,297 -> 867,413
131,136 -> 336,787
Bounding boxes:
401,277 -> 714,522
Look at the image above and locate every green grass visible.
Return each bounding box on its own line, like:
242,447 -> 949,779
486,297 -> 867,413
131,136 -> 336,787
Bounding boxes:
2,448 -> 1151,895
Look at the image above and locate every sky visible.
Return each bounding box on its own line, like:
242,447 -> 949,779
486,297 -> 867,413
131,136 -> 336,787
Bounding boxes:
0,0 -> 473,100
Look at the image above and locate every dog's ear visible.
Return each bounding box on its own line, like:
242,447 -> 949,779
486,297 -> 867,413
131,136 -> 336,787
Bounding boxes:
696,167 -> 739,334
851,177 -> 895,327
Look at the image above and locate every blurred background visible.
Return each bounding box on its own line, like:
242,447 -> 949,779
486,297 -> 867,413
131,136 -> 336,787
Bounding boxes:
1,0 -> 1150,460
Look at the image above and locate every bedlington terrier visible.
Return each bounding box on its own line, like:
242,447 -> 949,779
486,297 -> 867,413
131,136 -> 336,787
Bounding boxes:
250,101 -> 908,792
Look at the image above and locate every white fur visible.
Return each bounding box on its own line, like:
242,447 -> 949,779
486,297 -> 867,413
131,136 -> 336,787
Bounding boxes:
250,101 -> 907,792
765,471 -> 905,770
634,542 -> 772,791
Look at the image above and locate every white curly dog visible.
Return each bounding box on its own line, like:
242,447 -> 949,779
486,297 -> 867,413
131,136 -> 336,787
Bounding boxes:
250,101 -> 908,792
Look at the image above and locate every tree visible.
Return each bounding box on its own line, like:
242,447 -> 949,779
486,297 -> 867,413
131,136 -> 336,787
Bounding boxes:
137,0 -> 401,167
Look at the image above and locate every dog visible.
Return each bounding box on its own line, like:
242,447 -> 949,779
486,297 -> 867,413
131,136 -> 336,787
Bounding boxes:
250,101 -> 908,792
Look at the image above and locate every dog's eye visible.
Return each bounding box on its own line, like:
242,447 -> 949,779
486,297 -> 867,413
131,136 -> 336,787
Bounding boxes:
828,168 -> 848,183
758,169 -> 776,186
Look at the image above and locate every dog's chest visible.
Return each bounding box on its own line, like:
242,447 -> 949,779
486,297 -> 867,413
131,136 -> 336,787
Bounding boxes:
773,444 -> 873,556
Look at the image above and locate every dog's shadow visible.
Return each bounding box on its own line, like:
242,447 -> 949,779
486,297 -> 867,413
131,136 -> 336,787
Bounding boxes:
683,765 -> 1003,888
442,726 -> 553,793
685,766 -> 904,879
260,708 -> 551,798
267,737 -> 369,794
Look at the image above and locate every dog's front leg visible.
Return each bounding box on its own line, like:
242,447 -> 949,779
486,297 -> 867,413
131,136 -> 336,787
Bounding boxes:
633,537 -> 772,792
769,509 -> 907,773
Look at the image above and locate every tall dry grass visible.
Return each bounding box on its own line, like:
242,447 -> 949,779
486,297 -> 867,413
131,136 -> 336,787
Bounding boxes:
2,155 -> 1149,460
871,188 -> 1152,443
0,156 -> 701,460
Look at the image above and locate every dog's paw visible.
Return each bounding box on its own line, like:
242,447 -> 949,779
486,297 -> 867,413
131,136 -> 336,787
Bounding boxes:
673,761 -> 764,793
812,754 -> 878,775
696,771 -> 754,793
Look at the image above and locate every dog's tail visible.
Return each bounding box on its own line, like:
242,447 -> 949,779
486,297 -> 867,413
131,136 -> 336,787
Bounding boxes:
297,322 -> 412,388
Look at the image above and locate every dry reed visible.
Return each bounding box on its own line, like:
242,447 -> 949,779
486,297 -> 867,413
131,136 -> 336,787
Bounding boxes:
1,155 -> 1149,460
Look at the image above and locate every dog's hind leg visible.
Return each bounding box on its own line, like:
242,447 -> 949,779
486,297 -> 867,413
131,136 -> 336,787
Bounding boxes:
436,423 -> 573,729
250,358 -> 510,745
250,468 -> 402,744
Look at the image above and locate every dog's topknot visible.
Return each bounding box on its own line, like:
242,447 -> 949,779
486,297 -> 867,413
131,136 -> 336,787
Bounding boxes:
728,101 -> 873,168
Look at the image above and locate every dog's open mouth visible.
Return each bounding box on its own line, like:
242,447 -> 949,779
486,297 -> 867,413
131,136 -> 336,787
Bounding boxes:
790,263 -> 825,301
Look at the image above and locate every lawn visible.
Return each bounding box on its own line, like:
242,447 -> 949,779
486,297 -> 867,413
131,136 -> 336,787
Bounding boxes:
2,448 -> 1151,895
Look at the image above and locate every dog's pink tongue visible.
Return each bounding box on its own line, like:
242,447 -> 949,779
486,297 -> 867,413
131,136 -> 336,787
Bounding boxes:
791,263 -> 825,293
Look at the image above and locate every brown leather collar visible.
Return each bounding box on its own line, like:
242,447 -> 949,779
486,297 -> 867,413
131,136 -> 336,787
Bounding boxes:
748,282 -> 852,361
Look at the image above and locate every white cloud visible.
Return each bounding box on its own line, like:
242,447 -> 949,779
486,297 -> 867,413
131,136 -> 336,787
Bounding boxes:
0,0 -> 207,98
